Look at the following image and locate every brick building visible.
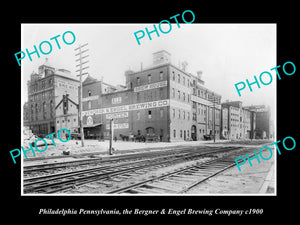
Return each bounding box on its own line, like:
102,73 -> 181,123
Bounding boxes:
189,72 -> 221,140
81,50 -> 222,142
23,54 -> 272,142
25,59 -> 79,137
243,105 -> 271,139
221,101 -> 256,140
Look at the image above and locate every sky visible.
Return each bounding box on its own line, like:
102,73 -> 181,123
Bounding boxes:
21,23 -> 276,119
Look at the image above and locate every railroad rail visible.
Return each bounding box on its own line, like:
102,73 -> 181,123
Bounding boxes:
23,145 -> 215,174
23,146 -> 243,194
106,149 -> 256,194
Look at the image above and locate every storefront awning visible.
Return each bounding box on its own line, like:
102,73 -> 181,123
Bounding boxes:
83,123 -> 102,128
73,123 -> 102,129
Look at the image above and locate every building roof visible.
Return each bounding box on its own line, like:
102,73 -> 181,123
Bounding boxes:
152,50 -> 171,56
243,105 -> 270,112
222,101 -> 243,108
39,58 -> 54,69
83,75 -> 99,85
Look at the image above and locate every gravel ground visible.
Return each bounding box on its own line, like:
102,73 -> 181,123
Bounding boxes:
22,138 -> 230,165
185,153 -> 275,194
22,139 -> 276,195
64,156 -> 214,194
22,138 -> 272,161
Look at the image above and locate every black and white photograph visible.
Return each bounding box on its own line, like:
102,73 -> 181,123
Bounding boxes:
3,5 -> 298,221
21,23 -> 276,195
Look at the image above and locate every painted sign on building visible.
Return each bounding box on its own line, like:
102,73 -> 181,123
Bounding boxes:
134,80 -> 168,92
106,112 -> 129,120
82,99 -> 170,116
191,95 -> 221,110
82,95 -> 99,102
86,116 -> 93,125
106,123 -> 129,130
112,96 -> 122,104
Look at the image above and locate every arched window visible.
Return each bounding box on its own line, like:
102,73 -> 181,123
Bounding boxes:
146,127 -> 155,135
31,104 -> 34,121
50,100 -> 53,118
35,103 -> 38,120
43,102 -> 46,119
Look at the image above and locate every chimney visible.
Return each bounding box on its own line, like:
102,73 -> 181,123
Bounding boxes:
181,61 -> 188,72
196,71 -> 205,85
197,71 -> 203,80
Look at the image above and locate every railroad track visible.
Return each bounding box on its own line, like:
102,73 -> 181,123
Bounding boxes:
106,149 -> 256,194
23,145 -> 217,175
23,146 -> 243,194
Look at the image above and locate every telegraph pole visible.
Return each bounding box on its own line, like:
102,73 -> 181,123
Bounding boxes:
75,43 -> 89,147
213,92 -> 216,143
109,119 -> 114,155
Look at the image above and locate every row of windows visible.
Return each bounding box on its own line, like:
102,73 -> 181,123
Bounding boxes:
172,108 -> 191,120
29,99 -> 75,121
136,71 -> 164,85
193,103 -> 221,119
194,88 -> 207,99
230,118 -> 240,122
136,88 -> 165,102
171,71 -> 190,87
172,129 -> 219,138
134,70 -> 222,106
30,101 -> 54,121
172,108 -> 221,122
173,129 -> 190,139
30,78 -> 54,93
57,118 -> 77,124
171,88 -> 190,103
29,90 -> 54,102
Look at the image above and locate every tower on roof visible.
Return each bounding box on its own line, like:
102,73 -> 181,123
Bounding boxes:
38,58 -> 55,77
152,50 -> 171,66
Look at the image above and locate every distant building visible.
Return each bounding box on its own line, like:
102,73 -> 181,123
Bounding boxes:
243,105 -> 271,139
221,101 -> 254,140
221,107 -> 229,139
189,72 -> 221,140
25,59 -> 79,137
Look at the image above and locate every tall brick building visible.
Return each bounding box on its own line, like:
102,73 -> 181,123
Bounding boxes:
25,59 -> 79,137
81,50 -> 222,142
23,53 -> 272,142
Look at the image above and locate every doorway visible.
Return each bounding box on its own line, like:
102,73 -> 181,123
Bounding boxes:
191,125 -> 197,141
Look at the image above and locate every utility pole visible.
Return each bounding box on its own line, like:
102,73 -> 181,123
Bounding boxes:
75,43 -> 89,147
213,92 -> 216,143
109,119 -> 114,155
210,92 -> 218,143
